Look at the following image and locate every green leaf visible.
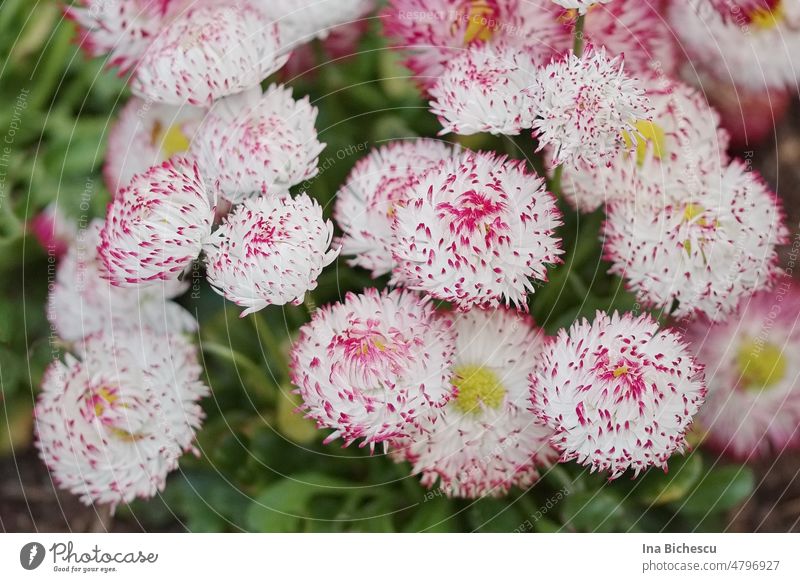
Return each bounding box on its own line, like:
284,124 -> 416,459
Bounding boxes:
561,490 -> 636,532
635,452 -> 704,505
674,464 -> 755,516
402,496 -> 457,533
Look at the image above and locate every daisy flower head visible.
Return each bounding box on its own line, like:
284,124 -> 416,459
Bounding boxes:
527,47 -> 652,168
65,0 -> 180,73
99,156 -> 215,287
334,139 -> 459,278
429,42 -> 538,136
34,329 -> 209,508
259,0 -> 375,50
531,311 -> 707,478
391,151 -> 563,311
550,0 -> 612,14
393,308 -> 557,498
30,203 -> 77,259
290,288 -> 456,448
604,159 -> 788,321
49,220 -> 196,346
669,0 -> 800,91
685,286 -> 800,460
560,78 -> 730,213
203,193 -> 339,316
191,84 -> 324,204
105,97 -> 206,196
132,2 -> 288,106
382,0 -> 567,88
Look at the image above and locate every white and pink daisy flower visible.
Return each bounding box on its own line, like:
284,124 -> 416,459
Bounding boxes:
381,0 -> 566,89
290,288 -> 456,448
65,0 -> 181,74
429,42 -> 538,136
531,311 -> 707,478
604,159 -> 788,321
191,84 -> 324,204
527,48 -> 652,168
669,0 -> 800,91
258,0 -> 375,50
29,203 -> 77,259
105,97 -> 206,197
560,78 -> 729,213
393,308 -> 557,498
132,2 -> 288,106
203,193 -> 339,316
99,156 -> 215,287
685,286 -> 800,460
49,220 -> 196,346
34,329 -> 209,508
391,151 -> 563,311
334,139 -> 458,278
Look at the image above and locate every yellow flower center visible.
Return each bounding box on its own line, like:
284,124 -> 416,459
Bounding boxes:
463,1 -> 496,44
751,1 -> 784,29
151,120 -> 191,159
736,339 -> 787,391
451,364 -> 506,414
93,386 -> 118,417
613,365 -> 629,378
622,120 -> 667,166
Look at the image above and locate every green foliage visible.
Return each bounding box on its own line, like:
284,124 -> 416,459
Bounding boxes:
0,3 -> 757,533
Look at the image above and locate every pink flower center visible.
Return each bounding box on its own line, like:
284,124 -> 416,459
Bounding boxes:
438,190 -> 507,240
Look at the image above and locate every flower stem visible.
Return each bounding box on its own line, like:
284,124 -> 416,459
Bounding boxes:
573,13 -> 586,58
250,311 -> 291,384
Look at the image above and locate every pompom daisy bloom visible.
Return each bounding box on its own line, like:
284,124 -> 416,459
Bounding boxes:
290,288 -> 456,448
429,42 -> 538,136
381,0 -> 566,88
550,0 -> 612,14
528,48 -> 652,168
49,220 -> 196,346
706,0 -> 783,22
203,193 -> 339,316
531,311 -> 707,478
191,84 -> 324,203
560,78 -> 729,213
30,203 -> 77,259
604,159 -> 788,321
105,97 -> 206,196
558,0 -> 679,77
259,0 -> 375,50
669,0 -> 800,91
65,0 -> 180,73
391,151 -> 563,310
132,3 -> 288,106
34,329 -> 209,508
685,286 -> 800,460
393,308 -> 557,498
99,156 -> 215,287
334,139 -> 458,278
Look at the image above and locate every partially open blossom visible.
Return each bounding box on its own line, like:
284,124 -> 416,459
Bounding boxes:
382,0 -> 566,88
528,48 -> 652,168
393,308 -> 557,498
604,159 -> 788,321
99,156 -> 215,287
260,0 -> 375,50
30,203 -> 77,258
391,151 -> 563,311
560,79 -> 729,212
334,139 -> 458,277
49,220 -> 196,346
531,311 -> 707,478
34,329 -> 209,508
65,0 -> 180,73
191,84 -> 324,203
203,194 -> 339,316
429,42 -> 538,136
669,0 -> 800,91
685,286 -> 800,460
105,97 -> 206,196
290,288 -> 456,448
132,3 -> 288,106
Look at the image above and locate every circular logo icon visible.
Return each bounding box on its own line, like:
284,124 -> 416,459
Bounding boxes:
20,542 -> 46,570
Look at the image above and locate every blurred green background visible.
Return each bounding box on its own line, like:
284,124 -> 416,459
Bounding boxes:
0,1 -> 780,532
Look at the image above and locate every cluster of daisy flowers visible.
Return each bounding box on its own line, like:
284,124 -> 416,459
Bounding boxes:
37,0 -> 800,510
